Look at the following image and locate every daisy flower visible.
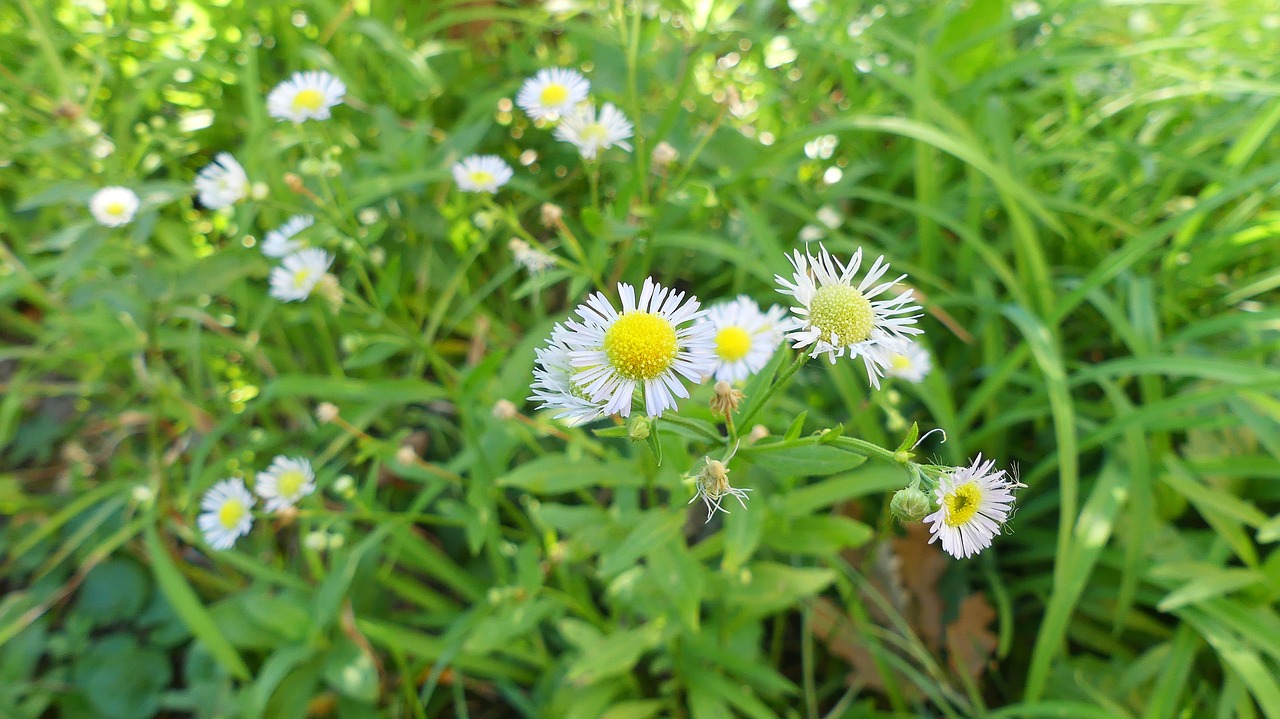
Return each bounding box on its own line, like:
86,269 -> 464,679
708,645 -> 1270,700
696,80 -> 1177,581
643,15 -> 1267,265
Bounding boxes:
924,455 -> 1024,559
451,155 -> 513,194
262,215 -> 314,258
529,323 -> 608,425
560,278 -> 716,418
194,152 -> 249,209
198,479 -> 255,551
267,71 -> 346,123
881,338 -> 933,384
700,296 -> 790,383
270,248 -> 333,302
554,103 -> 633,160
88,186 -> 140,227
516,67 -> 590,121
255,455 -> 316,513
775,244 -> 923,388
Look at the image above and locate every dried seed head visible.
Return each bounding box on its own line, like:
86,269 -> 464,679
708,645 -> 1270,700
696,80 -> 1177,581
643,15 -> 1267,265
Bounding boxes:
709,380 -> 745,416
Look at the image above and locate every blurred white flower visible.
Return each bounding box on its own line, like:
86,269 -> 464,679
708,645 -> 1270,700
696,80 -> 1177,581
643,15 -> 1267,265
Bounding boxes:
555,103 -> 633,160
88,186 -> 139,227
270,248 -> 333,302
255,455 -> 316,513
262,215 -> 314,258
881,338 -> 932,384
452,155 -> 514,194
804,134 -> 838,160
267,71 -> 346,123
509,238 -> 557,274
198,479 -> 255,551
195,152 -> 249,209
816,205 -> 841,229
516,67 -> 590,121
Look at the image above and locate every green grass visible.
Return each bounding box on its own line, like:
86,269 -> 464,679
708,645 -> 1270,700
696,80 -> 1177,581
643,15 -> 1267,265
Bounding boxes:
2,0 -> 1279,716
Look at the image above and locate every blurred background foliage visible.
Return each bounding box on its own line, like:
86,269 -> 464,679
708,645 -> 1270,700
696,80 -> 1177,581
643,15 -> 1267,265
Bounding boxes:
1,0 -> 1279,716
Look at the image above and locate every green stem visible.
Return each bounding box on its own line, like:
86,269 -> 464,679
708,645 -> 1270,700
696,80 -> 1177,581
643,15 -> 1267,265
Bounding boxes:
735,351 -> 809,439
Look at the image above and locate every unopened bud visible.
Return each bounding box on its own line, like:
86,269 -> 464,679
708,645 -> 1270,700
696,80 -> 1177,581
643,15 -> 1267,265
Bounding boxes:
131,485 -> 155,507
304,531 -> 328,551
492,399 -> 518,420
627,415 -> 652,442
299,158 -> 323,176
332,474 -> 356,499
316,402 -> 339,424
368,247 -> 386,266
540,202 -> 563,228
284,173 -> 305,193
315,274 -> 344,313
709,380 -> 744,416
749,424 -> 770,442
327,532 -> 345,550
395,445 -> 417,466
890,484 -> 932,522
651,141 -> 679,169
251,182 -> 270,200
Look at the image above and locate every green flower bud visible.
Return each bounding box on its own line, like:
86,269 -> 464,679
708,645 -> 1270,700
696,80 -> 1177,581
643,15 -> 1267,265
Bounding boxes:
627,415 -> 652,442
890,483 -> 932,522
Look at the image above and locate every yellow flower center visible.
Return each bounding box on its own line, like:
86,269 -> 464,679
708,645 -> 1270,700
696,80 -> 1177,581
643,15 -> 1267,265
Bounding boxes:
292,268 -> 313,289
603,312 -> 678,381
715,326 -> 752,362
891,353 -> 911,370
106,201 -> 125,216
277,470 -> 307,498
944,483 -> 983,527
468,170 -> 495,187
292,88 -> 325,112
539,83 -> 569,106
582,123 -> 609,143
808,284 -> 874,345
218,499 -> 247,529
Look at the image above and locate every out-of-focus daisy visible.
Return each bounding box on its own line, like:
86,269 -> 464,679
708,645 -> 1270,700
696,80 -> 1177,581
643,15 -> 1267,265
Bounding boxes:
554,103 -> 633,160
775,244 -> 922,388
689,457 -> 750,522
270,248 -> 333,302
924,455 -> 1024,559
509,238 -> 557,274
89,186 -> 139,227
516,67 -> 589,121
529,323 -> 607,425
452,155 -> 513,194
700,296 -> 789,383
881,338 -> 932,384
262,215 -> 314,257
255,455 -> 316,513
560,278 -> 715,417
195,153 -> 249,209
267,71 -> 346,123
198,479 -> 255,551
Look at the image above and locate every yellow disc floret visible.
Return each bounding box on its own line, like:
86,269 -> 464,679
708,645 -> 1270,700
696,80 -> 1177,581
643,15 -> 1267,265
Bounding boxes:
890,353 -> 911,370
277,470 -> 306,498
808,284 -> 874,345
715,326 -> 752,362
582,123 -> 609,143
468,170 -> 495,187
292,89 -> 325,112
539,83 -> 569,106
604,312 -> 678,381
292,269 -> 313,289
943,483 -> 983,527
218,499 -> 247,529
106,201 -> 125,216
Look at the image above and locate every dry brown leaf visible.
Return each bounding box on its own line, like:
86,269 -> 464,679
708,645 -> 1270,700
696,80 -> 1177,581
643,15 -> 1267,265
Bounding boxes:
945,593 -> 998,682
892,522 -> 947,652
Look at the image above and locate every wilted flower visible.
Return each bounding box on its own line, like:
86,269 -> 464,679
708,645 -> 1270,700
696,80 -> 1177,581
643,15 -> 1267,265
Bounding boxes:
709,380 -> 744,416
689,457 -> 751,521
509,238 -> 557,274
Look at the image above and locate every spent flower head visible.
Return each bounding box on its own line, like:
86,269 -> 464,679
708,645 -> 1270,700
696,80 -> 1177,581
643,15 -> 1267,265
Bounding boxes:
689,456 -> 751,522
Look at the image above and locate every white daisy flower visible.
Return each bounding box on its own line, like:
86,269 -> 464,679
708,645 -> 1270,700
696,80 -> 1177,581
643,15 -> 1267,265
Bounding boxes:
529,323 -> 608,426
516,67 -> 590,121
881,338 -> 933,384
775,244 -> 923,388
88,186 -> 140,227
270,248 -> 333,302
198,479 -> 255,551
267,71 -> 346,123
194,152 -> 249,210
451,155 -> 514,194
700,296 -> 790,383
254,455 -> 316,513
554,103 -> 633,160
560,278 -> 716,418
262,215 -> 315,257
924,455 -> 1025,559
509,238 -> 557,274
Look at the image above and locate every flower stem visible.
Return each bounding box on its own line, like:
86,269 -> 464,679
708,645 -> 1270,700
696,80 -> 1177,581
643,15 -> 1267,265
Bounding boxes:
734,351 -> 809,441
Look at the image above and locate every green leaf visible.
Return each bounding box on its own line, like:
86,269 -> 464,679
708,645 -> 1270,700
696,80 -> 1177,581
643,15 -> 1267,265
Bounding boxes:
497,455 -> 642,494
724,563 -> 835,618
73,634 -> 171,719
322,638 -> 380,704
760,515 -> 873,556
739,440 -> 867,477
1157,569 -> 1265,612
598,510 -> 687,578
559,618 -> 665,686
76,557 -> 150,627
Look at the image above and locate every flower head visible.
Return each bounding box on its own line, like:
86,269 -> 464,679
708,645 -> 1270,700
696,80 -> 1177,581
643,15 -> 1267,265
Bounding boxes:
255,455 -> 316,513
267,71 -> 346,123
560,278 -> 716,418
529,323 -> 608,425
270,248 -> 333,302
452,155 -> 514,194
700,296 -> 789,383
195,153 -> 249,209
509,238 -> 557,274
709,380 -> 745,416
554,103 -> 633,160
262,215 -> 315,257
881,338 -> 933,384
516,67 -> 590,121
198,479 -> 255,550
924,455 -> 1024,559
689,457 -> 751,522
775,244 -> 922,387
89,186 -> 139,227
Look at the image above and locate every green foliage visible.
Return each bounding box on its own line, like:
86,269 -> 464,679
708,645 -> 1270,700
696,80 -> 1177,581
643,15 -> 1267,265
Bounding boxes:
2,0 -> 1279,716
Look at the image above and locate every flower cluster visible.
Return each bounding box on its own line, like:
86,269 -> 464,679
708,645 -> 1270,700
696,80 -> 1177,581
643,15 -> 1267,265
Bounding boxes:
199,455 -> 317,551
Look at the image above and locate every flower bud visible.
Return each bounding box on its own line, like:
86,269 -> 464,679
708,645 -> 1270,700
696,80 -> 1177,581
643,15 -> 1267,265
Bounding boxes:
284,173 -> 306,194
627,415 -> 651,442
315,402 -> 340,424
749,424 -> 770,442
250,182 -> 270,200
332,474 -> 356,499
890,484 -> 932,522
492,399 -> 518,420
540,202 -> 564,228
652,141 -> 679,169
304,531 -> 328,551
